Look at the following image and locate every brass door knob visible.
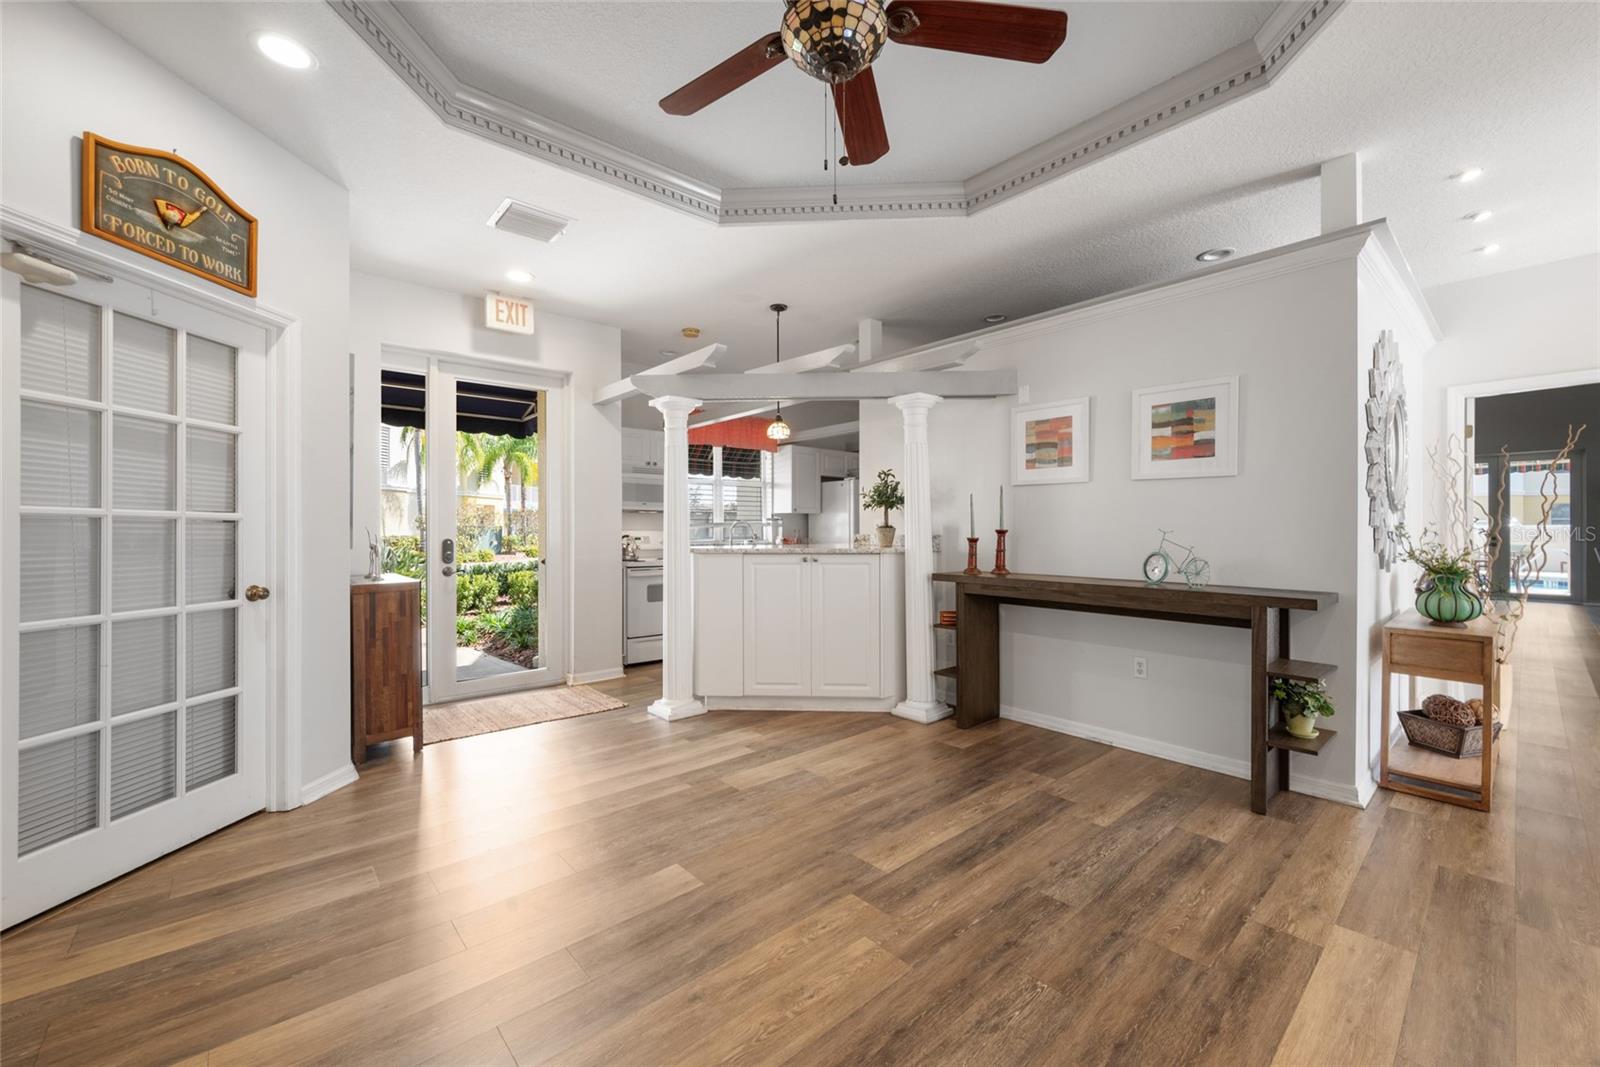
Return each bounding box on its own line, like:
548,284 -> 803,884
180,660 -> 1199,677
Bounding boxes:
245,584 -> 271,602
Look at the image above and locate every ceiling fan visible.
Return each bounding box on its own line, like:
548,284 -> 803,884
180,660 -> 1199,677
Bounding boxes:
659,0 -> 1069,167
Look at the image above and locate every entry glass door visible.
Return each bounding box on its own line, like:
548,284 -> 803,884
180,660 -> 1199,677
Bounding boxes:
2,272 -> 267,926
423,365 -> 558,702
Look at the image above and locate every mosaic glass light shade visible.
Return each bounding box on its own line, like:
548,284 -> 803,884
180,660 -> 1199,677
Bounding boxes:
781,0 -> 890,85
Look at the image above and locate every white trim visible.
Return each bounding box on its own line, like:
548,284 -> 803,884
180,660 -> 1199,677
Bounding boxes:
331,0 -> 1343,225
1000,704 -> 1365,807
892,699 -> 953,724
3,206 -> 307,815
566,667 -> 626,685
299,761 -> 359,805
706,695 -> 896,713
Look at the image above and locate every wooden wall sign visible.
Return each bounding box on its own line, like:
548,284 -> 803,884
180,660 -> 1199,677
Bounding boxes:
80,132 -> 258,296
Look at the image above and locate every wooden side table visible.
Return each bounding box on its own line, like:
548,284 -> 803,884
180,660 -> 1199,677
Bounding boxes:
1379,610 -> 1500,811
350,575 -> 423,764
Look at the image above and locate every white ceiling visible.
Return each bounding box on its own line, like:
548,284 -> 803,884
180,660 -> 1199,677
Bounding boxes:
390,0 -> 1278,189
82,1 -> 1599,378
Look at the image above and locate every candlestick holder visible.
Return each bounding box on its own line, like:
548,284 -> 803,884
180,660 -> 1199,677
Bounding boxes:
991,530 -> 1010,576
964,537 -> 981,576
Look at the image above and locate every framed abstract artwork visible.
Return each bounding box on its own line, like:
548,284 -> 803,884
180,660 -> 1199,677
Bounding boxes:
1012,397 -> 1090,485
1130,376 -> 1238,479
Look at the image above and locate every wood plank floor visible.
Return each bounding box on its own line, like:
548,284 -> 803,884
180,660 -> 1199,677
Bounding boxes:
3,604 -> 1597,1066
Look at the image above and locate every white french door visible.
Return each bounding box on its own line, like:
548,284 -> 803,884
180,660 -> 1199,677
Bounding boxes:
413,358 -> 563,704
2,271 -> 268,927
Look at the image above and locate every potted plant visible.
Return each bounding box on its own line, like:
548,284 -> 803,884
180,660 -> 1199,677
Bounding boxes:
862,469 -> 905,548
1397,524 -> 1484,627
1271,677 -> 1336,740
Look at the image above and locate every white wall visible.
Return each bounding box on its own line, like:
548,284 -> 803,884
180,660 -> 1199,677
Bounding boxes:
1,2 -> 354,796
349,272 -> 623,683
861,231 -> 1431,805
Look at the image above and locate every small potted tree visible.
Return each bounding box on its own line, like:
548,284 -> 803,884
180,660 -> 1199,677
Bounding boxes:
1271,677 -> 1336,740
862,469 -> 905,549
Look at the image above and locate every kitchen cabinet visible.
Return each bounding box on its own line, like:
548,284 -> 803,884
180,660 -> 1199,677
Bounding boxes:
741,555 -> 812,696
621,427 -> 664,473
772,446 -> 821,514
819,450 -> 859,479
692,549 -> 904,710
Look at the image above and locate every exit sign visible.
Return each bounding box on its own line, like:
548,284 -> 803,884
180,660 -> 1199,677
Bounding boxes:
484,292 -> 535,335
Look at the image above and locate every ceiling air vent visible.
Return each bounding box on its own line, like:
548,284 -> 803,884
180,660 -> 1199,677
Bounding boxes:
487,198 -> 572,243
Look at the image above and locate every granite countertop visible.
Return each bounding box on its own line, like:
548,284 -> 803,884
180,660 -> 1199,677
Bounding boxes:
690,544 -> 904,554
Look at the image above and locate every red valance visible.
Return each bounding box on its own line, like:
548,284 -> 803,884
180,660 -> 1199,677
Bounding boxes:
687,415 -> 780,453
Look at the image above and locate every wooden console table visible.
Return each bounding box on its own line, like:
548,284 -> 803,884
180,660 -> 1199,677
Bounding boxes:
932,572 -> 1338,814
1378,610 -> 1500,811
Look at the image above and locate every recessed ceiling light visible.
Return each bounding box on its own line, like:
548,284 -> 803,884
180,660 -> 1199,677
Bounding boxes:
504,269 -> 533,284
1464,209 -> 1493,223
1196,247 -> 1235,263
1452,167 -> 1484,183
1476,244 -> 1501,255
984,314 -> 1008,324
252,32 -> 316,70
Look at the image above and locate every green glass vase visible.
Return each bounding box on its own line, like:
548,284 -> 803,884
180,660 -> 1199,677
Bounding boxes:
1416,574 -> 1483,627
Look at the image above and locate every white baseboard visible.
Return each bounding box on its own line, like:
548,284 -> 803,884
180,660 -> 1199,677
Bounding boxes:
299,762 -> 359,806
999,705 -> 1364,808
567,666 -> 626,685
702,695 -> 896,713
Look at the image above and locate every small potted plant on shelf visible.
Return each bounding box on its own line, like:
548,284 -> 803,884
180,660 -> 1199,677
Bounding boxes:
1397,524 -> 1484,627
1271,677 -> 1336,740
863,469 -> 905,548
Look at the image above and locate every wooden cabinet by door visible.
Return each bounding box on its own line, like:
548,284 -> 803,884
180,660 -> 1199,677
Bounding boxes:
350,576 -> 422,764
742,555 -> 812,696
811,555 -> 881,696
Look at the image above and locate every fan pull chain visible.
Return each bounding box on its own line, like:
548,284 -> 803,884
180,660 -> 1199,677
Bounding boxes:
832,92 -> 840,206
822,85 -> 829,174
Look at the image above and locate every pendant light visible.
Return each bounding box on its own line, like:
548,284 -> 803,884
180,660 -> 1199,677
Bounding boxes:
766,302 -> 791,442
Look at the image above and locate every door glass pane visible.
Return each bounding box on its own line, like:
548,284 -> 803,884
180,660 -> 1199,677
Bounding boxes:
20,515 -> 99,622
18,733 -> 99,854
110,712 -> 177,819
186,521 -> 236,603
186,335 -> 237,424
111,616 -> 176,715
112,518 -> 176,610
113,416 -> 175,510
453,380 -> 542,684
112,314 -> 176,415
188,610 -> 236,697
20,286 -> 100,400
21,401 -> 100,508
20,626 -> 100,739
187,428 -> 236,512
186,696 -> 237,790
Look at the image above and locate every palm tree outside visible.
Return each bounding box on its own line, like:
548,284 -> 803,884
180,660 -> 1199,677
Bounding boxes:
457,432 -> 539,545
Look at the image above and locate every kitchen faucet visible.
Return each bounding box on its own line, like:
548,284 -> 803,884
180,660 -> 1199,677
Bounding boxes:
728,520 -> 756,545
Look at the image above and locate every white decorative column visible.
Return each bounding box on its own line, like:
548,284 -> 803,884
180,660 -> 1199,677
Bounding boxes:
648,396 -> 706,721
889,392 -> 950,724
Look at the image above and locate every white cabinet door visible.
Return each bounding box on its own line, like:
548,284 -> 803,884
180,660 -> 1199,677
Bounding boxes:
774,447 -> 821,514
810,555 -> 881,697
694,553 -> 744,697
742,555 -> 811,696
620,428 -> 649,471
645,433 -> 665,470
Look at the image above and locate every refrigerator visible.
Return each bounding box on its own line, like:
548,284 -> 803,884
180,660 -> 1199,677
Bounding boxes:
814,477 -> 859,546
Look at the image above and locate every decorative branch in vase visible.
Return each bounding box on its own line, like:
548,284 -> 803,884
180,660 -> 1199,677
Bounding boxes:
863,469 -> 905,549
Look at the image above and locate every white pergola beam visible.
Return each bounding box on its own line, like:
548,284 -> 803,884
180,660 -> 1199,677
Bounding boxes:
745,343 -> 856,374
786,420 -> 859,443
593,343 -> 726,405
631,369 -> 1016,402
855,341 -> 978,373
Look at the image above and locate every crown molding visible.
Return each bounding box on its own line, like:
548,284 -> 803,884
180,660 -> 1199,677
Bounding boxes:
331,0 -> 1344,225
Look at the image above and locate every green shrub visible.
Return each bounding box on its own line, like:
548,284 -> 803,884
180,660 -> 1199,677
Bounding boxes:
456,572 -> 498,615
455,614 -> 484,644
459,559 -> 537,597
492,605 -> 538,650
506,570 -> 538,608
460,547 -> 495,563
382,536 -> 424,579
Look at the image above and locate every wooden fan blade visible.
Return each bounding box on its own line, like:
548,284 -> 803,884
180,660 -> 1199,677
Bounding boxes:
886,1 -> 1067,63
832,67 -> 890,166
660,33 -> 786,115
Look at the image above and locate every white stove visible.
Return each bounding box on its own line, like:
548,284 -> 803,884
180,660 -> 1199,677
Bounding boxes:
623,556 -> 663,664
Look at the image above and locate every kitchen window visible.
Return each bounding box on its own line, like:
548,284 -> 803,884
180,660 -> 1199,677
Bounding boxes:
689,444 -> 770,540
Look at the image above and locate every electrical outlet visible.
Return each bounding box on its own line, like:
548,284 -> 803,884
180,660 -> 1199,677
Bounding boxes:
1133,656 -> 1148,679
931,533 -> 942,554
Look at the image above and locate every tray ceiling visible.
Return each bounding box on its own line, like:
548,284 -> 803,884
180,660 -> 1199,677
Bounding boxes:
337,0 -> 1333,223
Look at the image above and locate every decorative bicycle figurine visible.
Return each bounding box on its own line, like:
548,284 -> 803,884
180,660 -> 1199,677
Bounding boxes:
1142,529 -> 1211,589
